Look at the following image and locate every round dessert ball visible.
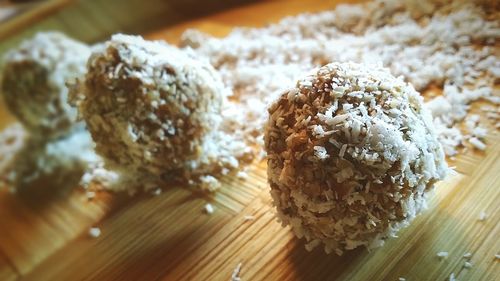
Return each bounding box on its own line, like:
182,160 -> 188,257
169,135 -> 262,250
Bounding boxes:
70,34 -> 225,177
265,62 -> 448,255
1,32 -> 91,140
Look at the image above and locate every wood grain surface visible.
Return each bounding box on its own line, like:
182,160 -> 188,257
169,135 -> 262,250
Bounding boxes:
0,1 -> 499,280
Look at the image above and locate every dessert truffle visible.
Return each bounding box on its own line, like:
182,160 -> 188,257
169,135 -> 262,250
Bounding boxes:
265,62 -> 448,254
1,32 -> 91,140
70,34 -> 226,180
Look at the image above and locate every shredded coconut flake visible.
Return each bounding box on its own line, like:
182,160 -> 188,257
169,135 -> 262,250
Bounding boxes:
469,137 -> 486,151
204,203 -> 214,214
88,227 -> 101,238
86,191 -> 96,200
230,262 -> 242,281
437,251 -> 449,259
236,171 -> 249,180
478,211 -> 488,221
243,215 -> 255,221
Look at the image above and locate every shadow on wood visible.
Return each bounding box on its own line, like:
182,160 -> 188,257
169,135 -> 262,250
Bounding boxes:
286,237 -> 365,281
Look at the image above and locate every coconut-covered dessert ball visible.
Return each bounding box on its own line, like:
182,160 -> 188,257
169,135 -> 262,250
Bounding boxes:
265,62 -> 448,255
70,34 -> 225,179
1,32 -> 91,140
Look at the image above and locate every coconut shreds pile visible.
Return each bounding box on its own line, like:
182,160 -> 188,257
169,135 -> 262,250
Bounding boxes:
265,62 -> 448,254
70,34 -> 253,192
181,0 -> 499,157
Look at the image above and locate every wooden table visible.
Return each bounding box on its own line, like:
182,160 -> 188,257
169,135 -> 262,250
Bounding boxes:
0,1 -> 499,280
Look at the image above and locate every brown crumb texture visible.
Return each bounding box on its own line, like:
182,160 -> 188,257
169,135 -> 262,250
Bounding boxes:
265,62 -> 448,254
1,32 -> 91,140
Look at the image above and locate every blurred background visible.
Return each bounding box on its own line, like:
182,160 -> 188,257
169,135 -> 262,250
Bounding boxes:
0,0 -> 261,54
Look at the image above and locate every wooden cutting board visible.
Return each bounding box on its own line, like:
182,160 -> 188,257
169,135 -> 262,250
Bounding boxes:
0,1 -> 499,280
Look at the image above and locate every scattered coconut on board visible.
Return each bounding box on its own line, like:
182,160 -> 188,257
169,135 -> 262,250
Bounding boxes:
88,227 -> 101,238
478,211 -> 488,221
437,251 -> 449,259
204,203 -> 214,214
230,262 -> 242,281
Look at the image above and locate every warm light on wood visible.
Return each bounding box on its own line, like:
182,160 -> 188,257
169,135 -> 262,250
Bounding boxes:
0,1 -> 498,281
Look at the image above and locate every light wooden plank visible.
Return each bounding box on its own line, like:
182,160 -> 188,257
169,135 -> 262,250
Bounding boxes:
212,162 -> 268,214
20,187 -> 235,281
0,251 -> 18,281
0,188 -> 116,275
